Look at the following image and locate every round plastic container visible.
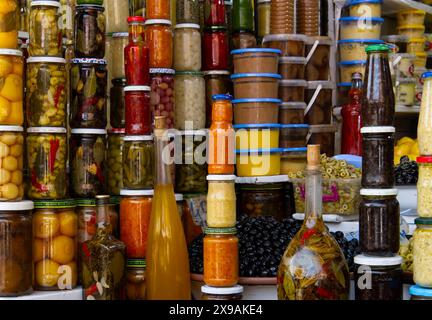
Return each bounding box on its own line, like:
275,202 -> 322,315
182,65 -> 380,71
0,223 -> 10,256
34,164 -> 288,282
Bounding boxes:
397,25 -> 426,39
338,39 -> 384,61
348,0 -> 382,18
339,60 -> 367,83
232,98 -> 281,124
231,73 -> 281,99
262,34 -> 307,57
278,80 -> 307,102
339,17 -> 384,40
234,123 -> 281,150
235,148 -> 282,177
231,48 -> 281,74
279,102 -> 307,124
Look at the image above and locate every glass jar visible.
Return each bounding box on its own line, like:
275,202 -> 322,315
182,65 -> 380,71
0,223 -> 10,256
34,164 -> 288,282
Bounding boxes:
0,0 -> 18,49
129,0 -> 145,17
0,126 -> 24,201
145,19 -> 173,68
203,228 -> 239,287
175,130 -> 208,193
257,0 -> 270,39
232,0 -> 254,33
126,259 -> 146,300
108,196 -> 120,238
109,78 -> 126,129
29,1 -> 61,56
173,23 -> 202,71
205,0 -> 226,26
27,57 -> 66,127
124,86 -> 152,135
70,128 -> 106,197
207,175 -> 236,228
125,16 -> 149,86
231,31 -> 257,50
0,200 -> 33,297
123,135 -> 154,190
105,0 -> 128,33
361,127 -> 395,189
354,255 -> 403,300
20,0 -> 28,33
110,33 -> 128,79
410,285 -> 432,300
413,218 -> 432,288
204,71 -> 231,127
120,190 -> 153,258
416,157 -> 432,218
177,0 -> 200,24
174,71 -> 206,130
27,127 -> 67,199
201,285 -> 243,300
74,5 -> 105,58
33,199 -> 78,291
150,68 -> 175,128
203,27 -> 229,71
59,0 -> 75,40
359,189 -> 400,256
146,0 -> 170,19
70,58 -> 107,129
107,129 -> 124,196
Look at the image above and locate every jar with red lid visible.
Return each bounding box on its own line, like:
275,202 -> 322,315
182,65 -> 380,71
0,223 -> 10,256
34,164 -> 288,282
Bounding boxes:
146,0 -> 170,19
145,19 -> 173,68
203,27 -> 229,70
205,0 -> 227,26
125,16 -> 150,86
125,86 -> 152,135
150,68 -> 175,128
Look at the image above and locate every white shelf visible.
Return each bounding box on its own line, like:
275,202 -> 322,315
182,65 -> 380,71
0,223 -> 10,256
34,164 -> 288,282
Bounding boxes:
396,105 -> 420,114
382,0 -> 432,16
0,288 -> 82,300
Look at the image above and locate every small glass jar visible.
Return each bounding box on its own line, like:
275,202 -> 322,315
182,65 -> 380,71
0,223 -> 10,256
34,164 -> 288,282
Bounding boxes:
203,27 -> 229,71
231,31 -> 257,50
33,199 -> 78,291
29,1 -> 62,56
410,285 -> 432,300
354,254 -> 403,300
150,68 -> 175,128
107,129 -> 124,196
129,0 -> 145,17
257,0 -> 270,39
145,19 -> 173,68
177,0 -> 200,24
173,23 -> 201,71
110,33 -> 128,80
27,57 -> 66,127
126,259 -> 146,300
0,0 -> 18,49
110,78 -> 127,129
70,128 -> 106,197
59,0 -> 75,40
0,200 -> 33,297
203,227 -> 239,287
120,189 -> 153,258
123,135 -> 154,190
125,16 -> 149,86
174,71 -> 206,130
175,130 -> 208,193
124,86 -> 152,135
413,218 -> 432,288
201,285 -> 243,300
146,0 -> 170,19
70,58 -> 107,129
206,175 -> 236,228
417,157 -> 432,218
105,0 -> 129,33
204,0 -> 226,26
204,71 -> 231,127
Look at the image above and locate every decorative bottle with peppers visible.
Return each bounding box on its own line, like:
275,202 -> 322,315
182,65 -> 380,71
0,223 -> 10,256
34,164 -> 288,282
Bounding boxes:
208,94 -> 235,174
277,145 -> 349,300
82,195 -> 126,300
341,72 -> 363,156
124,16 -> 150,86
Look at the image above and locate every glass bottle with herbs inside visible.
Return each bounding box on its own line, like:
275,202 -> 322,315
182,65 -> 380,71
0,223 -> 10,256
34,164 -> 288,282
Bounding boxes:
81,195 -> 126,300
277,145 -> 349,300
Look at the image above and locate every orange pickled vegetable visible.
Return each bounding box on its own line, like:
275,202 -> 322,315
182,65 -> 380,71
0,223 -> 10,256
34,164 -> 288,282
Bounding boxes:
146,0 -> 170,19
145,21 -> 173,68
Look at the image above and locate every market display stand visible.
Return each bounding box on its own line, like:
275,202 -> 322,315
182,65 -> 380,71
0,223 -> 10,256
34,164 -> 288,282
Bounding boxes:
0,288 -> 82,300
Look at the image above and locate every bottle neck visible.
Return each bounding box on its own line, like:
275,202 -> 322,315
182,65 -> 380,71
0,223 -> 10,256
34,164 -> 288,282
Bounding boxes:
154,130 -> 173,186
128,23 -> 145,43
212,101 -> 233,123
96,202 -> 113,236
349,80 -> 362,105
304,167 -> 323,228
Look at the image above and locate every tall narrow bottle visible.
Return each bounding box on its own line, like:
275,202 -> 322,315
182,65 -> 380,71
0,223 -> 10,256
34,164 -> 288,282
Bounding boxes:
277,145 -> 349,300
146,116 -> 191,300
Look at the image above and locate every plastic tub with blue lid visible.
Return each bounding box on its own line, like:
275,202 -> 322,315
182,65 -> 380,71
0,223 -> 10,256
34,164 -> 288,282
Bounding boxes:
232,98 -> 281,124
235,148 -> 283,177
231,73 -> 281,99
346,0 -> 383,18
339,60 -> 367,83
338,39 -> 384,61
339,17 -> 384,40
234,123 -> 281,150
231,48 -> 282,74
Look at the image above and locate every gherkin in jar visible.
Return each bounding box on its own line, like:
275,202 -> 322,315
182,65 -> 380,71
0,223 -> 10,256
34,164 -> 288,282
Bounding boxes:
107,129 -> 124,195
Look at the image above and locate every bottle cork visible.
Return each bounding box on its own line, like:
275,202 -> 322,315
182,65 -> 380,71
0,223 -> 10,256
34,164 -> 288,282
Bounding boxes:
307,145 -> 321,170
154,116 -> 167,138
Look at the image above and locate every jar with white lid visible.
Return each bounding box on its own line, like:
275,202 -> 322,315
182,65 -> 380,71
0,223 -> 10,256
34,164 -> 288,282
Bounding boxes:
173,23 -> 201,71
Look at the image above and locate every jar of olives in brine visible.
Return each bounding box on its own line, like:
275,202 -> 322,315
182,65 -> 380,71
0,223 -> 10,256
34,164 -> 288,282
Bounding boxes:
26,57 -> 67,127
70,128 -> 106,198
74,5 -> 106,59
70,58 -> 107,129
0,0 -> 19,49
123,135 -> 154,190
126,259 -> 146,300
29,1 -> 62,56
107,128 -> 124,196
27,127 -> 68,200
110,78 -> 126,129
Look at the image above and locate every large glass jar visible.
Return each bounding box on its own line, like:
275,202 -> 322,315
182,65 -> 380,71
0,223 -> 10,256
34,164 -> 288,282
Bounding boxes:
27,57 -> 66,127
59,0 -> 75,40
129,0 -> 145,16
201,285 -> 243,300
70,58 -> 107,129
203,26 -> 229,71
361,127 -> 395,188
177,0 -> 200,24
145,19 -> 173,68
413,218 -> 432,288
150,68 -> 175,128
29,1 -> 62,56
257,0 -> 270,39
110,33 -> 128,79
204,71 -> 231,127
416,157 -> 432,218
109,78 -> 126,129
0,49 -> 23,126
124,86 -> 152,135
359,189 -> 400,256
70,128 -> 106,197
175,130 -> 208,193
27,127 -> 67,200
123,135 -> 154,190
207,175 -> 236,228
120,189 -> 153,258
174,71 -> 206,130
232,0 -> 254,33
0,200 -> 33,297
105,0 -> 128,33
107,129 -> 124,196
74,5 -> 106,59
173,23 -> 201,71
0,0 -> 18,49
354,255 -> 403,300
126,259 -> 146,300
32,199 -> 78,291
146,0 -> 170,19
203,228 -> 239,287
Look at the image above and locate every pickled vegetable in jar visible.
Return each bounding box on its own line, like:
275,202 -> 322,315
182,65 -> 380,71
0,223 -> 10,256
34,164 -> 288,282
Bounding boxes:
206,175 -> 236,228
33,199 -> 78,291
110,33 -> 128,80
203,27 -> 229,71
74,5 -> 106,59
0,0 -> 18,49
70,58 -> 107,129
126,259 -> 146,300
27,57 -> 66,127
177,0 -> 200,24
257,0 -> 270,38
204,71 -> 231,127
129,0 -> 145,17
105,0 -> 128,33
109,78 -> 127,129
201,285 -> 243,300
145,19 -> 173,68
174,23 -> 202,71
70,128 -> 106,198
418,72 -> 432,155
107,129 -> 124,196
146,0 -> 170,19
123,135 -> 154,190
413,218 -> 432,288
59,0 -> 75,40
0,200 -> 33,297
150,68 -> 175,128
232,0 -> 254,33
120,189 -> 153,258
29,1 -> 62,56
203,228 -> 239,287
124,86 -> 152,135
417,157 -> 432,218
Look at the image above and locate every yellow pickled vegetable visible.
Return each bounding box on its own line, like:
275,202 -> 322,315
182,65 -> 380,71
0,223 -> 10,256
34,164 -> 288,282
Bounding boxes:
0,96 -> 11,121
0,74 -> 22,102
0,56 -> 13,77
50,235 -> 75,264
3,155 -> 17,171
0,133 -> 16,145
59,211 -> 78,237
1,182 -> 19,199
35,259 -> 60,287
7,101 -> 23,125
0,0 -> 17,14
33,238 -> 45,262
12,60 -> 23,76
0,31 -> 18,49
33,212 -> 60,239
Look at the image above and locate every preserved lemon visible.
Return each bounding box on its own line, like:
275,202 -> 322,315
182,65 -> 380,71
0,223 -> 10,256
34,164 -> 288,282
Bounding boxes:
33,212 -> 60,239
1,182 -> 19,199
33,238 -> 45,262
0,57 -> 13,77
0,31 -> 18,49
50,235 -> 75,264
59,211 -> 78,237
0,96 -> 11,121
0,74 -> 22,102
35,259 -> 60,287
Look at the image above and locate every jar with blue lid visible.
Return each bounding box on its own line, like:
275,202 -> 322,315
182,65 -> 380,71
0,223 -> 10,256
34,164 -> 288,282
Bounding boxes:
339,17 -> 384,40
234,123 -> 281,150
338,39 -> 384,62
410,285 -> 432,300
232,98 -> 281,125
346,0 -> 383,18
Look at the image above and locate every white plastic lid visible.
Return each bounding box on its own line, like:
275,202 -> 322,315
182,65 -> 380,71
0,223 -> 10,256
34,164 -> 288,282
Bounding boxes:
0,200 -> 34,211
145,19 -> 172,26
360,126 -> 396,134
31,1 -> 61,8
178,130 -> 208,136
71,128 -> 107,135
27,56 -> 66,64
307,81 -> 336,90
236,175 -> 289,184
279,57 -> 307,64
203,70 -> 231,76
124,85 -> 151,92
120,189 -> 154,196
112,32 -> 129,37
175,23 -> 200,29
360,189 -> 398,196
354,254 -> 403,266
27,127 -> 67,134
396,77 -> 416,84
123,135 -> 153,141
201,285 -> 244,295
207,175 -> 237,181
0,49 -> 23,57
280,102 -> 307,109
150,68 -> 175,75
280,80 -> 307,87
175,194 -> 184,201
0,126 -> 23,132
263,34 -> 307,43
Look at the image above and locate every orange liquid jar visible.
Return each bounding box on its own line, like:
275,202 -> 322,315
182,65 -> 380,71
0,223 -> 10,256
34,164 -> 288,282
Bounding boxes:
146,0 -> 170,19
145,19 -> 173,68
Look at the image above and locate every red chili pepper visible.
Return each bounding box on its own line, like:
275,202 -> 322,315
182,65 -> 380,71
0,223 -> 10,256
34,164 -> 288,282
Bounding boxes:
48,139 -> 60,173
85,283 -> 98,297
53,84 -> 64,109
82,243 -> 91,258
300,228 -> 317,245
317,287 -> 335,300
95,165 -> 104,184
31,170 -> 49,192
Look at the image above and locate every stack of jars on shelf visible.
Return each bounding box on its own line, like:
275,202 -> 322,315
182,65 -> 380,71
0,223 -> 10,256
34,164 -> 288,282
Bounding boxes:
354,43 -> 403,301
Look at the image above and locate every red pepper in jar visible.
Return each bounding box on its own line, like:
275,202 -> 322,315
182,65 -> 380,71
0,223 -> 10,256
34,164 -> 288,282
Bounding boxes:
31,170 -> 49,193
300,228 -> 317,245
203,27 -> 229,71
54,84 -> 65,109
48,139 -> 60,173
125,86 -> 152,135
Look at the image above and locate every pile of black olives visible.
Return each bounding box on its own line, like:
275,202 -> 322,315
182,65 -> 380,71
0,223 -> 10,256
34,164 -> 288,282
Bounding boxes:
395,156 -> 418,185
331,231 -> 361,272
